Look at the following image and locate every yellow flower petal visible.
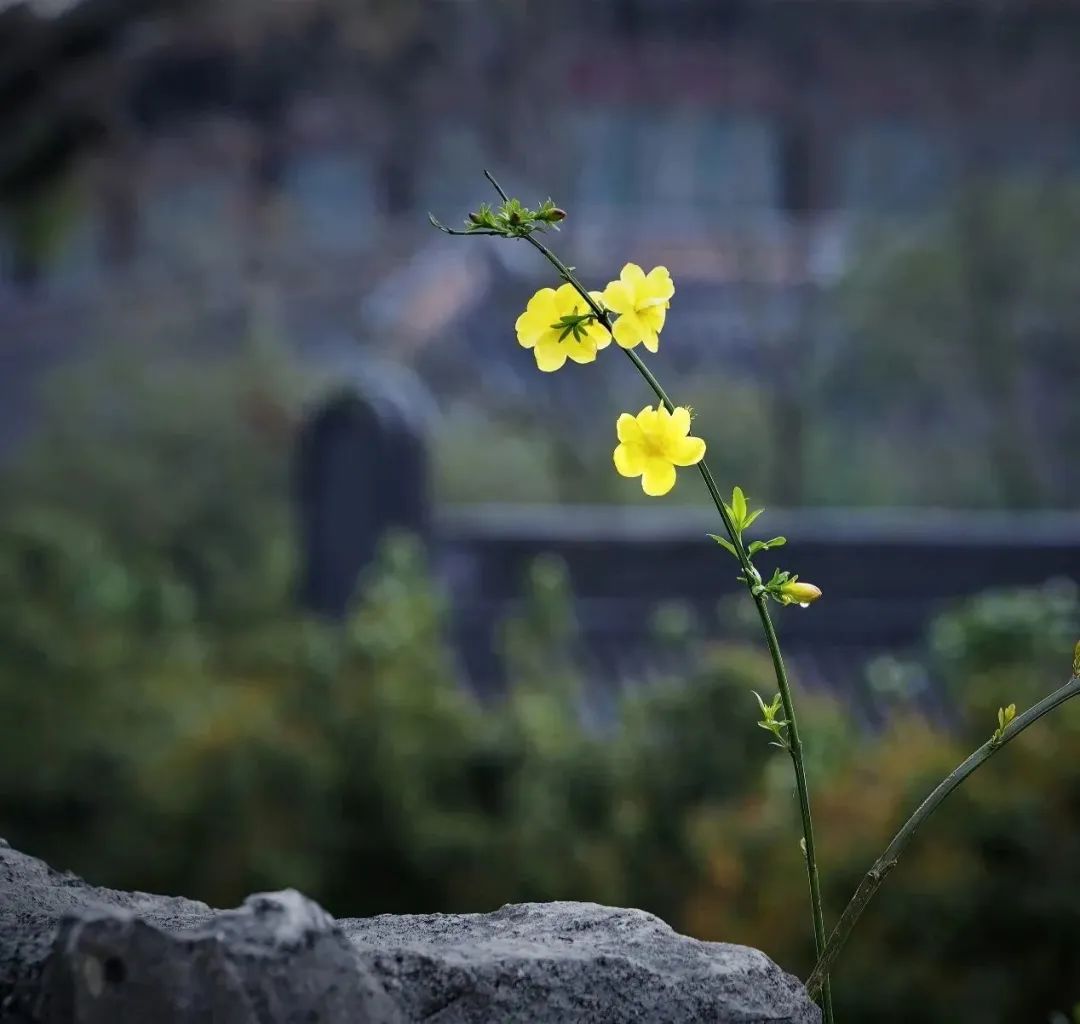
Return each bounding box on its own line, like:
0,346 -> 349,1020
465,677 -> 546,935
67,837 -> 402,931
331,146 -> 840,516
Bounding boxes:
587,322 -> 612,349
533,339 -> 568,372
602,279 -> 633,315
642,330 -> 659,354
620,262 -> 647,299
669,435 -> 706,467
612,312 -> 644,349
616,413 -> 643,445
554,282 -> 587,311
515,288 -> 559,348
613,443 -> 644,477
642,305 -> 667,334
566,339 -> 598,365
636,406 -> 659,431
669,407 -> 691,436
641,457 -> 677,496
644,265 -> 675,303
515,314 -> 542,348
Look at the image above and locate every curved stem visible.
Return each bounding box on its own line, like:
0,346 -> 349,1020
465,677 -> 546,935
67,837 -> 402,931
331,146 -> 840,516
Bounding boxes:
806,672 -> 1080,997
521,230 -> 834,1021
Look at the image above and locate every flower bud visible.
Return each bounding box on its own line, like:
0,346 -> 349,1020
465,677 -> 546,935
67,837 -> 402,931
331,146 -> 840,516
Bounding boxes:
546,207 -> 567,222
468,212 -> 485,225
777,580 -> 822,607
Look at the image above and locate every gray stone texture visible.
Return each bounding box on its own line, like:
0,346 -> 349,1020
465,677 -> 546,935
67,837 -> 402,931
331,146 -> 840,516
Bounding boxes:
0,839 -> 819,1023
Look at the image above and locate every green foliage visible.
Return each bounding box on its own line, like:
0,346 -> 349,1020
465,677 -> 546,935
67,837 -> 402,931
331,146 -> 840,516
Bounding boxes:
928,578 -> 1080,733
832,181 -> 1080,508
3,448 -> 1080,1020
3,343 -> 1080,1019
431,190 -> 566,239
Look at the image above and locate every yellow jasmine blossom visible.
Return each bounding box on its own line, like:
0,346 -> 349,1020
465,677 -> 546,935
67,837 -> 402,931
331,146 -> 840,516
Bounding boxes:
613,404 -> 705,496
601,263 -> 674,352
515,283 -> 609,372
777,579 -> 823,606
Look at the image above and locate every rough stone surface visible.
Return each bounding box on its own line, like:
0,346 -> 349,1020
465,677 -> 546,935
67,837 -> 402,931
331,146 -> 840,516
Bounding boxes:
346,902 -> 819,1023
0,840 -> 820,1023
0,842 -> 401,1024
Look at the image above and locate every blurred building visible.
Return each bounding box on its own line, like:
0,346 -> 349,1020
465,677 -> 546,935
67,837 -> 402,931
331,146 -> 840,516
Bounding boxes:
2,0 -> 1080,472
4,0 -> 1080,288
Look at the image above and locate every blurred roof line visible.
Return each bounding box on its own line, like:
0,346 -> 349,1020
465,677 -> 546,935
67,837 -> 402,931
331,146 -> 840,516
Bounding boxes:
439,503 -> 1080,547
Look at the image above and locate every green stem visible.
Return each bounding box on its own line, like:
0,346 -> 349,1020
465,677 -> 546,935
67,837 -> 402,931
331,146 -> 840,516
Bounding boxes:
806,671 -> 1080,998
521,230 -> 835,1022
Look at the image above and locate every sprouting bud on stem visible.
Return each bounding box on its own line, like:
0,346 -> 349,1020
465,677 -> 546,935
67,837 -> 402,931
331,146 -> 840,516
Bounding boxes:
778,580 -> 823,607
991,703 -> 1017,745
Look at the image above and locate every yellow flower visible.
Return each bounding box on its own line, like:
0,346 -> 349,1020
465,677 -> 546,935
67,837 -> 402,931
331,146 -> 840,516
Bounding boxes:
515,283 -> 609,372
613,404 -> 705,496
601,263 -> 674,352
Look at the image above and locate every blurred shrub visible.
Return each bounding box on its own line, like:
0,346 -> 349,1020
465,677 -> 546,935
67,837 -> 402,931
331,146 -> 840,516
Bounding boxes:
928,578 -> 1080,730
832,181 -> 1080,508
683,584 -> 1080,1023
1,340 -> 313,623
2,347 -> 1080,1019
432,374 -> 771,507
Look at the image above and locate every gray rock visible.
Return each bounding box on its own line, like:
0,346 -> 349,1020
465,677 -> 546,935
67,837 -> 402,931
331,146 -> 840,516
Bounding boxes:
0,844 -> 401,1024
346,902 -> 819,1023
0,841 -> 819,1023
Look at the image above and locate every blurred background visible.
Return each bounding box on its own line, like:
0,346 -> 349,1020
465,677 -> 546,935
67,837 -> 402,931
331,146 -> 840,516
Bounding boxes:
1,0 -> 1080,1020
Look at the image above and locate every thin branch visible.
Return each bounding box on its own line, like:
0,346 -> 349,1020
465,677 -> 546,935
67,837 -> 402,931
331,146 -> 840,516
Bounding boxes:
806,671 -> 1080,997
483,169 -> 510,202
427,213 -> 502,237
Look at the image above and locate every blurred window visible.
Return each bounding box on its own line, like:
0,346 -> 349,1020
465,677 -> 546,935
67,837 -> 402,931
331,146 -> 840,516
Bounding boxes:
697,114 -> 780,213
417,124 -> 491,217
576,108 -> 779,216
576,109 -> 640,210
841,122 -> 950,212
285,152 -> 374,251
142,173 -> 236,272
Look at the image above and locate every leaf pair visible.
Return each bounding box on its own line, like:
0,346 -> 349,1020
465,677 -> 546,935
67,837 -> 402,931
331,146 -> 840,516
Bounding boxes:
709,486 -> 785,560
753,690 -> 790,750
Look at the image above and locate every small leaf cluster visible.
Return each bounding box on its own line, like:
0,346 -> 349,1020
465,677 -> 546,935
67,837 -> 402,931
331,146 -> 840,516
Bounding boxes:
1073,640 -> 1080,678
754,690 -> 790,750
464,197 -> 567,237
707,486 -> 785,559
991,702 -> 1017,746
550,310 -> 600,343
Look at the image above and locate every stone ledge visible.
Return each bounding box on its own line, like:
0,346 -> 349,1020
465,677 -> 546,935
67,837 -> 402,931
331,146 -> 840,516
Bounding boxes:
0,839 -> 819,1023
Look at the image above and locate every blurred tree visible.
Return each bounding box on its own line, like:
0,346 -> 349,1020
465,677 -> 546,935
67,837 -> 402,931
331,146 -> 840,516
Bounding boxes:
0,0 -> 200,283
834,181 -> 1080,507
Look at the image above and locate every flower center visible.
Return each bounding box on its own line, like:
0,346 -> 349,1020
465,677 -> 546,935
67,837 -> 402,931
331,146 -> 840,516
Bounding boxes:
640,435 -> 665,459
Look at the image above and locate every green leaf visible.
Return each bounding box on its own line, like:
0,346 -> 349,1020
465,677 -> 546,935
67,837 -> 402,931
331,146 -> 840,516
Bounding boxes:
743,508 -> 764,530
749,536 -> 787,556
731,486 -> 747,525
707,533 -> 738,557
